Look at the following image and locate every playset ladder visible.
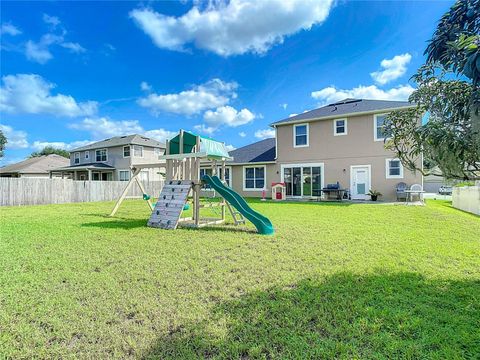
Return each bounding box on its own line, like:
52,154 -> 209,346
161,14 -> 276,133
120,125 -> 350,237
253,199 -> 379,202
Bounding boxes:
226,201 -> 246,225
147,180 -> 192,230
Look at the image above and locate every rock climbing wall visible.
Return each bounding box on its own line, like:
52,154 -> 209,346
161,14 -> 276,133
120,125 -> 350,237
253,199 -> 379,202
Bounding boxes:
147,180 -> 192,230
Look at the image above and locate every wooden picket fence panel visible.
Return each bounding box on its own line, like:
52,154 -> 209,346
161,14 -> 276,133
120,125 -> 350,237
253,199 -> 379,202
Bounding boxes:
0,178 -> 164,206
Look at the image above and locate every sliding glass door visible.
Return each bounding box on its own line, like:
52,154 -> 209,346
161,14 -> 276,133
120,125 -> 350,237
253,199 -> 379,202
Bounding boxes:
283,164 -> 322,197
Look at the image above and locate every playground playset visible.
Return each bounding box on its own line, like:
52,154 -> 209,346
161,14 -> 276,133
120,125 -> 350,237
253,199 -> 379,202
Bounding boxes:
110,130 -> 274,235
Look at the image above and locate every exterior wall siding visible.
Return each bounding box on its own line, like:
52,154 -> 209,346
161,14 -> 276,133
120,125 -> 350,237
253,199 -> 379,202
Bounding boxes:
230,163 -> 277,198
273,112 -> 422,201
70,145 -> 164,181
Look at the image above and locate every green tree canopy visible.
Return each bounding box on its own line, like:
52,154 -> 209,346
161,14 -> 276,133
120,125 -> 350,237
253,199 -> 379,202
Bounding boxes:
385,0 -> 479,180
0,130 -> 6,158
30,146 -> 70,159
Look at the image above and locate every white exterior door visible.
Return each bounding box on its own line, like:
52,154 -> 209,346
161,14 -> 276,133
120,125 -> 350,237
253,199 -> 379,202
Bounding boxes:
351,166 -> 370,200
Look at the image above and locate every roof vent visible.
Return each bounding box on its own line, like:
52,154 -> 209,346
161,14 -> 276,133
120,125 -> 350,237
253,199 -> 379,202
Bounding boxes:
328,98 -> 362,106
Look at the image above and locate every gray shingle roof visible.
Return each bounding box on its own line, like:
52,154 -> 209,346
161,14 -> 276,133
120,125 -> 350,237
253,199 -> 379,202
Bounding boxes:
228,138 -> 275,164
71,134 -> 166,152
0,154 -> 70,174
271,98 -> 414,126
55,162 -> 115,170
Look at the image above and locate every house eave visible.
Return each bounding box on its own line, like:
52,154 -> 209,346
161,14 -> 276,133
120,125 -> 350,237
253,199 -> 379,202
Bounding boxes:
269,105 -> 417,127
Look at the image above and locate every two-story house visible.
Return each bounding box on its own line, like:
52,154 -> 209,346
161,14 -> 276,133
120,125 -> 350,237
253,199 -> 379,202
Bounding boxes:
228,99 -> 423,201
52,134 -> 166,181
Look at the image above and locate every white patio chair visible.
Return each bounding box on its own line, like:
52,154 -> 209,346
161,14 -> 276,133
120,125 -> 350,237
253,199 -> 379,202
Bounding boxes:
409,183 -> 423,202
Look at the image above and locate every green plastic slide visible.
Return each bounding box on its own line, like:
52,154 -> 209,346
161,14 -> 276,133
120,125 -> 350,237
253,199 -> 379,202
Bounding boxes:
202,175 -> 274,235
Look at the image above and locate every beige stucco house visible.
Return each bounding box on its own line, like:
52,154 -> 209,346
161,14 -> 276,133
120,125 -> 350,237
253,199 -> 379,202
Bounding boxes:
51,134 -> 166,181
227,98 -> 423,201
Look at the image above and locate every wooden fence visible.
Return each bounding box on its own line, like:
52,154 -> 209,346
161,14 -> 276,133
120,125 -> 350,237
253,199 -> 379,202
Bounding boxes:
0,178 -> 164,206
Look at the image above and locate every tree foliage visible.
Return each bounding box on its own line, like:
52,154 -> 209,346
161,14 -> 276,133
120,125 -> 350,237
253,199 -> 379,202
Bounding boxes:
0,130 -> 6,158
30,146 -> 70,159
385,0 -> 480,180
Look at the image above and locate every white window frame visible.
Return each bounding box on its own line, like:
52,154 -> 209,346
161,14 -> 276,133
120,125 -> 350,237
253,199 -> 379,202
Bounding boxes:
133,145 -> 143,158
199,166 -> 233,188
95,148 -> 108,162
243,165 -> 266,191
385,158 -> 404,179
84,151 -> 89,160
293,123 -> 309,148
74,152 -> 80,164
118,169 -> 131,181
374,113 -> 390,142
154,147 -> 162,157
123,146 -> 130,158
333,118 -> 348,136
280,162 -> 325,198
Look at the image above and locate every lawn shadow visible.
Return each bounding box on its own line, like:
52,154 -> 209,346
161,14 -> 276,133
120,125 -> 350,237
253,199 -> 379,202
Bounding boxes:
81,219 -> 147,230
143,272 -> 479,359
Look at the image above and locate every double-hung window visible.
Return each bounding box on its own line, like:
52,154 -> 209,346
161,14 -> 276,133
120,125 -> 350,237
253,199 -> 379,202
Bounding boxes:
294,124 -> 309,147
119,170 -> 130,181
95,149 -> 107,162
154,148 -> 162,157
374,114 -> 390,141
334,119 -> 347,135
123,146 -> 130,157
133,145 -> 143,157
386,158 -> 403,179
74,152 -> 80,164
244,166 -> 265,190
84,151 -> 89,160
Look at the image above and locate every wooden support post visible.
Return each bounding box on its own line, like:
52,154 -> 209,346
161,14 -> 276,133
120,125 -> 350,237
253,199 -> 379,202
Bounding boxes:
109,167 -> 141,216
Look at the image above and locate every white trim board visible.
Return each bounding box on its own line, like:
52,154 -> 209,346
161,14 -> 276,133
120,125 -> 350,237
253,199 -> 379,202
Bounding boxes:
242,164 -> 267,192
293,123 -> 309,148
280,162 -> 325,198
333,118 -> 348,136
385,158 -> 404,179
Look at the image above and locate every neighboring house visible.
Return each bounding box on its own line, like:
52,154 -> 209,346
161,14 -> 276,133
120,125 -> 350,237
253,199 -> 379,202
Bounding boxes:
0,154 -> 70,178
227,98 -> 423,201
423,166 -> 453,193
52,134 -> 166,181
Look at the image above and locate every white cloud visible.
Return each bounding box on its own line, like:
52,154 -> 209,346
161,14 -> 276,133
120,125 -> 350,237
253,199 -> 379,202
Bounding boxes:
289,113 -> 298,118
24,15 -> 85,64
69,117 -> 143,139
370,53 -> 412,85
225,144 -> 236,152
1,23 -> 22,36
239,131 -> 246,137
193,124 -> 217,135
204,106 -> 255,128
60,42 -> 86,53
69,117 -> 176,143
138,78 -> 237,115
144,129 -> 177,143
43,14 -> 61,28
280,103 -> 288,110
254,128 -> 275,139
130,0 -> 333,56
0,74 -> 98,117
31,140 -> 92,151
0,125 -> 29,149
311,84 -> 415,105
140,81 -> 152,92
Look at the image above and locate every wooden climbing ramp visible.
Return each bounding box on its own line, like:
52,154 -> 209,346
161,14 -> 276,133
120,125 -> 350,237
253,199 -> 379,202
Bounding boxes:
147,180 -> 192,230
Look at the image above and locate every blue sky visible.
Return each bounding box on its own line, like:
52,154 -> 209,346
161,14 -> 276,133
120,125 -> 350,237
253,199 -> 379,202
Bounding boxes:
0,0 -> 452,164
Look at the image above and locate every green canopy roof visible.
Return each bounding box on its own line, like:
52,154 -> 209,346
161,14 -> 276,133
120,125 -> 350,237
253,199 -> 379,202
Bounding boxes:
168,131 -> 231,159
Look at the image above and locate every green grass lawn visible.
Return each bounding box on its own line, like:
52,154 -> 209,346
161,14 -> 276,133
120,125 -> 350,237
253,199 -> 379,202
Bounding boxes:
1,199 -> 479,359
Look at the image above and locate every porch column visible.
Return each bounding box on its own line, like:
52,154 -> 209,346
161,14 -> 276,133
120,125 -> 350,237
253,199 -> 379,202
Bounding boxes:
88,169 -> 92,182
74,170 -> 77,180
